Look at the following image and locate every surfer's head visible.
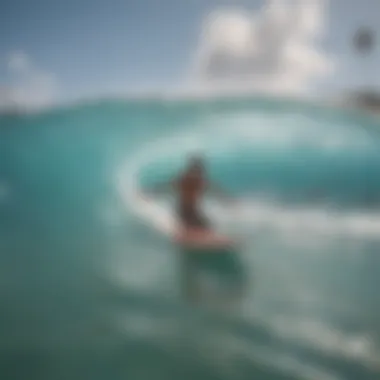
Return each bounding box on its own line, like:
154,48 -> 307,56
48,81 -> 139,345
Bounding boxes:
186,154 -> 205,174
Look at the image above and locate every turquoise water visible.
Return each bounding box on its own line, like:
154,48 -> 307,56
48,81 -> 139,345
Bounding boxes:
1,97 -> 380,379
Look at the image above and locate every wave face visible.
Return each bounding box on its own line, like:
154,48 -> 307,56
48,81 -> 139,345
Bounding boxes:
1,97 -> 380,380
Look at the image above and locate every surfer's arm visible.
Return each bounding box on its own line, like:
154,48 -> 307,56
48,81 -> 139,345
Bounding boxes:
144,180 -> 176,196
207,181 -> 233,202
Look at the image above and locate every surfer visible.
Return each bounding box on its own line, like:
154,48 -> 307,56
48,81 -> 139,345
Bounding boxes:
144,154 -> 232,237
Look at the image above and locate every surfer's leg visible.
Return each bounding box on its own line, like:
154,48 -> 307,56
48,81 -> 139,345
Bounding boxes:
194,211 -> 211,229
178,206 -> 209,229
185,206 -> 211,229
176,207 -> 213,246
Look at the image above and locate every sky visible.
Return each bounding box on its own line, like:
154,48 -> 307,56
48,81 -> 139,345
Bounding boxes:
0,0 -> 379,110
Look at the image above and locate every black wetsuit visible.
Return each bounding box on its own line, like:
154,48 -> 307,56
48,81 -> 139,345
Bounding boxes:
177,203 -> 210,229
175,172 -> 212,229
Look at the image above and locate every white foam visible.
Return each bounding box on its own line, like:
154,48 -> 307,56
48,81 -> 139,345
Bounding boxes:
210,198 -> 380,239
210,332 -> 343,380
198,112 -> 374,153
269,315 -> 380,369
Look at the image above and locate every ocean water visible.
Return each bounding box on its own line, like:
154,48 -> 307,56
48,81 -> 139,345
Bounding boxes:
1,96 -> 380,380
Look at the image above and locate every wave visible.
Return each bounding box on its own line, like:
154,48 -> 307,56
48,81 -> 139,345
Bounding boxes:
3,95 -> 380,380
116,108 -> 380,240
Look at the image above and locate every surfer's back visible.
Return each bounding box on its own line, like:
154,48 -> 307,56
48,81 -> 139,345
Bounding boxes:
176,173 -> 206,208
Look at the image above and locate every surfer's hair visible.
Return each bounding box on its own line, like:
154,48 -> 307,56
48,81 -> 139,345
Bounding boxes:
188,154 -> 204,167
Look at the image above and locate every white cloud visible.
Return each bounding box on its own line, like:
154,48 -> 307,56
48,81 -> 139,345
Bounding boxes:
0,51 -> 58,112
192,0 -> 334,95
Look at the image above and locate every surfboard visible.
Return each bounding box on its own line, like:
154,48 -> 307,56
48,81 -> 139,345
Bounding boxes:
130,192 -> 236,250
174,229 -> 235,250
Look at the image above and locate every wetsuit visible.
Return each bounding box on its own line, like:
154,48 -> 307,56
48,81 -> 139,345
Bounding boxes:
177,203 -> 210,229
175,174 -> 210,229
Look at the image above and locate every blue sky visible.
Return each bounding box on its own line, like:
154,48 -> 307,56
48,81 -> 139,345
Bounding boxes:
0,0 -> 379,108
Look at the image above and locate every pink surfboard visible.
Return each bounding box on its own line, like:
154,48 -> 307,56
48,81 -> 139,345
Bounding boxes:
174,229 -> 235,250
134,193 -> 235,250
